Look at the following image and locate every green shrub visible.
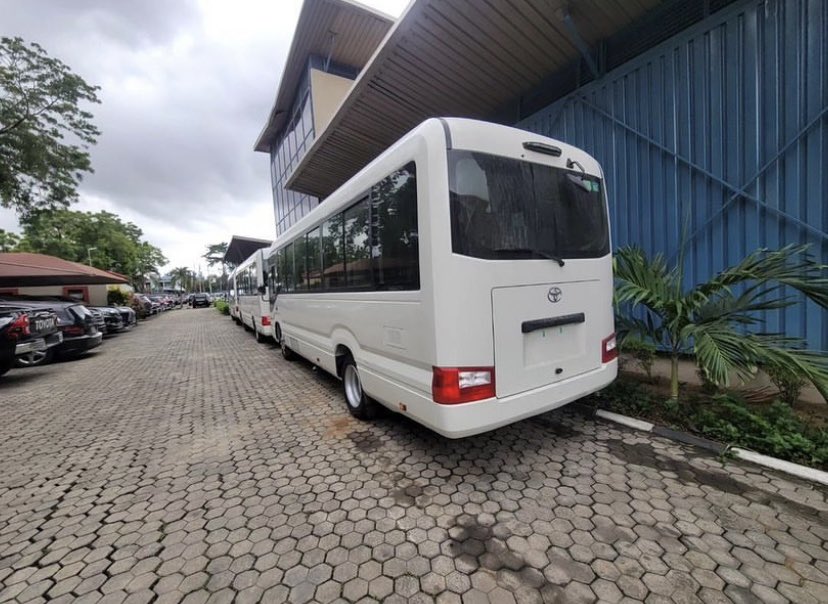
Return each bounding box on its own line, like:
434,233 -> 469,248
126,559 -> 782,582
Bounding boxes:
618,336 -> 656,380
588,377 -> 828,470
107,289 -> 129,306
765,364 -> 806,405
687,396 -> 827,469
214,299 -> 230,315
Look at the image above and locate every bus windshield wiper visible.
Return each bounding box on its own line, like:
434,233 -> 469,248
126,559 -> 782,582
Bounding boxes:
492,248 -> 565,267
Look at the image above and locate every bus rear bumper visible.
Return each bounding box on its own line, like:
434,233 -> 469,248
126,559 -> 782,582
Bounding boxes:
417,361 -> 618,439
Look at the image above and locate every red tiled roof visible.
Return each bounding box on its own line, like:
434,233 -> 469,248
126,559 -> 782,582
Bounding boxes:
0,253 -> 129,287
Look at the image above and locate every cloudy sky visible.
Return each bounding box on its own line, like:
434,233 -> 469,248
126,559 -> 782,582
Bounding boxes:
0,0 -> 408,273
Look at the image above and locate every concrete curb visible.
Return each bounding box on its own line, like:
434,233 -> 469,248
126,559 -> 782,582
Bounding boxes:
730,447 -> 828,488
592,407 -> 828,487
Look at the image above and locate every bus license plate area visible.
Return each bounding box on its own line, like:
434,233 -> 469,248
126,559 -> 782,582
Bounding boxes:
523,324 -> 585,371
493,281 -> 601,398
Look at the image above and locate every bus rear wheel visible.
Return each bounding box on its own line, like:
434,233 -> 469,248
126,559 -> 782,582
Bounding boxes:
341,358 -> 377,420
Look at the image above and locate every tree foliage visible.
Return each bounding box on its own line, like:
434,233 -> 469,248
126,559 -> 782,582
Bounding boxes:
0,228 -> 19,252
203,242 -> 228,268
16,209 -> 167,289
614,244 -> 828,401
0,37 -> 100,217
169,267 -> 194,292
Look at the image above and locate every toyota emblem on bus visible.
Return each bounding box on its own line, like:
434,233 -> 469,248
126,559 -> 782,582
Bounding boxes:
547,287 -> 562,303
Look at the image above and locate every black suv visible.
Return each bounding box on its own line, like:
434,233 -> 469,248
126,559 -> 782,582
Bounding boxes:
0,296 -> 103,366
191,293 -> 210,308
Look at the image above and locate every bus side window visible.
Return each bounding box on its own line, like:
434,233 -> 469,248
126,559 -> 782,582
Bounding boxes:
322,216 -> 344,290
282,244 -> 294,293
372,162 -> 419,290
307,228 -> 322,290
344,197 -> 371,289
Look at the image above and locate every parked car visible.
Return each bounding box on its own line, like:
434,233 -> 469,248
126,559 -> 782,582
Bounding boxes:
90,306 -> 125,335
0,306 -> 62,375
190,293 -> 210,308
132,294 -> 155,317
149,295 -> 170,311
111,306 -> 137,328
0,296 -> 103,366
88,308 -> 108,334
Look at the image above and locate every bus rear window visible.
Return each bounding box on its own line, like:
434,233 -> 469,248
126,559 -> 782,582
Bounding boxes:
449,150 -> 609,260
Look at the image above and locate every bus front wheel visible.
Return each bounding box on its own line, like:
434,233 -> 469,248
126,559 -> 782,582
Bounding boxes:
341,358 -> 377,420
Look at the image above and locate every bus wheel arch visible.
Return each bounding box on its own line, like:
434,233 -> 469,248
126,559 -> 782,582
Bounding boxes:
273,323 -> 282,344
334,345 -> 352,378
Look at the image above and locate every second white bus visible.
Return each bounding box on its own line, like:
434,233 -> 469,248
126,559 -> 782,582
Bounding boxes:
232,249 -> 272,343
266,118 -> 617,438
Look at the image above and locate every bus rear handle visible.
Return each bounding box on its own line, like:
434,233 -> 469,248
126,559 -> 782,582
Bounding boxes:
521,313 -> 585,334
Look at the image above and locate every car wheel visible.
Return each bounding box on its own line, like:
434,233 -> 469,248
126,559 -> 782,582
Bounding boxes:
341,357 -> 377,420
280,337 -> 296,361
14,349 -> 53,368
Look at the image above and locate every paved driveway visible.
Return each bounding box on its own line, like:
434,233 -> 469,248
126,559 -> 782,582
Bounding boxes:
1,309 -> 827,604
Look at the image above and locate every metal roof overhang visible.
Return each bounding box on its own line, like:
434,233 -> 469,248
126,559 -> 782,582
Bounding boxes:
0,253 -> 129,287
287,0 -> 662,199
253,0 -> 395,153
224,236 -> 272,266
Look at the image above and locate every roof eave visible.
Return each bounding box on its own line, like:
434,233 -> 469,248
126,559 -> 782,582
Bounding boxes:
253,0 -> 396,154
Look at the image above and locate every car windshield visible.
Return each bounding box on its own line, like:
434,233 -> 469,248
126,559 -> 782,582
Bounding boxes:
448,150 -> 610,260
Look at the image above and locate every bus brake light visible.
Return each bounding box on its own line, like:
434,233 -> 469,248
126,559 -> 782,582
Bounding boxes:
432,367 -> 495,404
261,316 -> 271,326
602,333 -> 618,363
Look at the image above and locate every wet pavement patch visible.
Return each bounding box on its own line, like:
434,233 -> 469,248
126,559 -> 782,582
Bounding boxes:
347,430 -> 383,453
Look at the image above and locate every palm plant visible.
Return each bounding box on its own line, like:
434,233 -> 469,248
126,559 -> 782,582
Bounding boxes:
170,266 -> 192,292
614,244 -> 828,401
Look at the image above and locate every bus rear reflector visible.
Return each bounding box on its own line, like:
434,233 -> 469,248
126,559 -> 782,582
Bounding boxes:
261,316 -> 271,326
602,333 -> 618,363
432,367 -> 495,404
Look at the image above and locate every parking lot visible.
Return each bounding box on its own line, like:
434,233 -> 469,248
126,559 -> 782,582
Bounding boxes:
1,309 -> 827,604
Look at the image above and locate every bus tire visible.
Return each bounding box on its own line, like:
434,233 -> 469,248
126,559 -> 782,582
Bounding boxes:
341,357 -> 377,420
255,325 -> 266,343
281,338 -> 297,361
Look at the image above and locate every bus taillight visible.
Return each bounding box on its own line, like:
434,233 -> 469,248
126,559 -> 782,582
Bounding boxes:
432,367 -> 495,404
261,316 -> 271,326
602,333 -> 618,363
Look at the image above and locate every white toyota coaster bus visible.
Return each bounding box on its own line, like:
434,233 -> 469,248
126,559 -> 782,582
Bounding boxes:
233,249 -> 272,343
267,118 -> 617,438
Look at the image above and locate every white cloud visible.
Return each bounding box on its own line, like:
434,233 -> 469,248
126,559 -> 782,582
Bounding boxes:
0,0 -> 409,272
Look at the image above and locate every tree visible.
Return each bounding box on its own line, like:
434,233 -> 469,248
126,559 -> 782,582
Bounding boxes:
0,37 -> 101,217
16,209 -> 167,289
169,267 -> 193,292
614,244 -> 828,401
0,228 -> 19,252
203,242 -> 229,290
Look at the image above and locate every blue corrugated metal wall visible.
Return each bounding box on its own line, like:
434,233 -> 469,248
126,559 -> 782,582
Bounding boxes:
519,0 -> 827,351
